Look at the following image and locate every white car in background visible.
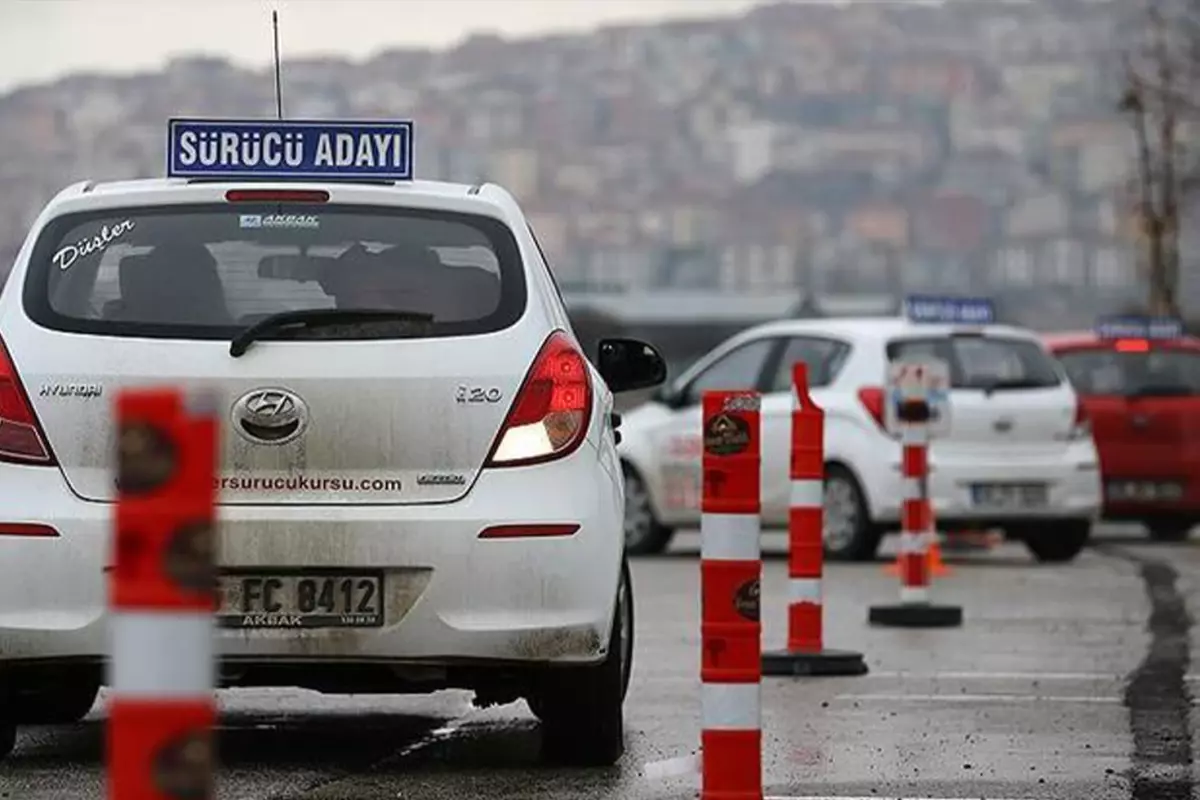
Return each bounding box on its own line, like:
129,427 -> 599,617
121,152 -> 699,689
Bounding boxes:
618,313 -> 1102,562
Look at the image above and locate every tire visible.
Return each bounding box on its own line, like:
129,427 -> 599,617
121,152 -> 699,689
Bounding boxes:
823,465 -> 884,562
0,720 -> 14,761
1023,520 -> 1091,563
1147,521 -> 1193,543
531,556 -> 632,767
621,463 -> 675,556
10,681 -> 99,725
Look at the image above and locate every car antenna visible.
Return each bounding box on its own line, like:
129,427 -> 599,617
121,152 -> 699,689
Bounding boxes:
272,9 -> 284,119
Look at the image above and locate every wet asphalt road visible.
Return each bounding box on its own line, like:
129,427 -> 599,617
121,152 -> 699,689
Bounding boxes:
2,524 -> 1197,800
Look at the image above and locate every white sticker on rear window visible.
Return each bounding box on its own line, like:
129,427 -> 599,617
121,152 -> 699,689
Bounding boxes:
239,213 -> 320,230
53,219 -> 136,271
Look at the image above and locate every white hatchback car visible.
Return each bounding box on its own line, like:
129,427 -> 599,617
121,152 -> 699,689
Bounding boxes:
0,127 -> 666,765
618,314 -> 1102,562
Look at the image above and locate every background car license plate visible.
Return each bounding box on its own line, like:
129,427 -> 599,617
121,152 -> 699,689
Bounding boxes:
970,483 -> 1048,508
1106,480 -> 1184,502
218,572 -> 384,629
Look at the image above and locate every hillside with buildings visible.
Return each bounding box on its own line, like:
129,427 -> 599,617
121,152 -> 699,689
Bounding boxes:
0,0 -> 1178,330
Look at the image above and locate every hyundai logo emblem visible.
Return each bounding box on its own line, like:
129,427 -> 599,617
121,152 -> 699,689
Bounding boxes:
232,388 -> 308,445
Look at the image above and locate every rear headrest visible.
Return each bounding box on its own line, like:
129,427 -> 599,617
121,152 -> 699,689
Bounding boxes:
320,243 -> 442,296
440,265 -> 500,319
117,244 -> 230,324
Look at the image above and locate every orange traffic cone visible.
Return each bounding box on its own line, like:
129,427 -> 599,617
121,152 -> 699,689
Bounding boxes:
927,536 -> 950,576
886,511 -> 949,576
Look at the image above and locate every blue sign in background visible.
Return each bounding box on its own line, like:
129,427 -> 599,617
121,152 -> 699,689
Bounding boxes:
904,294 -> 995,325
1095,315 -> 1183,340
167,118 -> 414,180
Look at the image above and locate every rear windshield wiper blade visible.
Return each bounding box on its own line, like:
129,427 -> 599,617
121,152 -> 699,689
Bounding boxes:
978,379 -> 1053,395
229,308 -> 435,357
1127,384 -> 1195,399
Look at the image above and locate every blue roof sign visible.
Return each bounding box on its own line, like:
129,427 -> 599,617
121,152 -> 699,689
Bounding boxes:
1095,315 -> 1183,340
167,118 -> 413,180
904,295 -> 995,325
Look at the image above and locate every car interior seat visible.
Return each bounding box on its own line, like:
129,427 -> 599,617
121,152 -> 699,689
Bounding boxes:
104,243 -> 232,325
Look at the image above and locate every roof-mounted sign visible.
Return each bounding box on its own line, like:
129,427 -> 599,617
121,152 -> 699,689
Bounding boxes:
904,295 -> 995,326
166,118 -> 414,181
1095,315 -> 1183,340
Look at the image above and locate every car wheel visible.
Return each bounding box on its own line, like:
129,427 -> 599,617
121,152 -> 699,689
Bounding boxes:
1146,521 -> 1193,542
823,465 -> 882,562
621,463 -> 674,556
1023,520 -> 1091,563
10,681 -> 100,725
531,556 -> 631,767
0,719 -> 14,760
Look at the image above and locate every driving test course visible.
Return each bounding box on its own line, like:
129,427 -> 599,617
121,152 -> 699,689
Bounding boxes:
0,117 -> 1197,800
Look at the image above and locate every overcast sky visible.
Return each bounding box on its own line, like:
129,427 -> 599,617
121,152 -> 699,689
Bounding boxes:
0,0 -> 787,93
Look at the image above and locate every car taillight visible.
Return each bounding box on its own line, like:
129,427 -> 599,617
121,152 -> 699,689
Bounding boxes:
0,337 -> 55,465
485,331 -> 592,468
857,386 -> 887,431
1068,399 -> 1091,441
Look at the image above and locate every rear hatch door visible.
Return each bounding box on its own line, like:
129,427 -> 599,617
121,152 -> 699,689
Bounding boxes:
1055,341 -> 1200,500
886,331 -> 1080,458
10,191 -> 542,506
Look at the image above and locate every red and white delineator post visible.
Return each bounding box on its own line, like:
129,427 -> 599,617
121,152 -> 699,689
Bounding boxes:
700,390 -> 762,800
108,387 -> 219,800
868,396 -> 962,628
762,363 -> 867,676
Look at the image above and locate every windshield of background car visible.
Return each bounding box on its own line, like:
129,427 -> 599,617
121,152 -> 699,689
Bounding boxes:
886,335 -> 1063,390
22,203 -> 527,340
1056,346 -> 1200,397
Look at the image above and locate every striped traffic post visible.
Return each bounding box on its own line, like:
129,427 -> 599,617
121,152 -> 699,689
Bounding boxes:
700,390 -> 762,800
868,401 -> 962,628
108,387 -> 219,800
763,363 -> 868,676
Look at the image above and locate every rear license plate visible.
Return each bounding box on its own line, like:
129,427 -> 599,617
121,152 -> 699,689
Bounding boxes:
1105,480 -> 1184,502
970,483 -> 1049,509
218,572 -> 384,629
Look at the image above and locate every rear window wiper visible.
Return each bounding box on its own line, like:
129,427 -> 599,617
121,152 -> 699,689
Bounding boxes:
976,378 -> 1056,396
229,308 -> 435,357
1127,384 -> 1196,399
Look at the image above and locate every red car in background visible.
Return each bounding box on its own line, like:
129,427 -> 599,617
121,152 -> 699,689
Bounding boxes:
1044,318 -> 1200,542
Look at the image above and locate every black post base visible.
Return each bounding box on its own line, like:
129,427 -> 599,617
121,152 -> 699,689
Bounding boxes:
762,647 -> 869,677
868,603 -> 963,628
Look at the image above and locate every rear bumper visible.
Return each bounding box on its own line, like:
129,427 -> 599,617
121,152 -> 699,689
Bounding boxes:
864,441 -> 1102,525
1098,468 -> 1200,521
0,447 -> 623,672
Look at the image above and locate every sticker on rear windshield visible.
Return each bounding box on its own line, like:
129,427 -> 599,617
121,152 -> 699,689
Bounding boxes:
53,219 -> 136,271
239,213 -> 320,230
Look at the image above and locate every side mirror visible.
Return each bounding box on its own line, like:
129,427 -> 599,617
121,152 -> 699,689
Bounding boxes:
596,337 -> 667,394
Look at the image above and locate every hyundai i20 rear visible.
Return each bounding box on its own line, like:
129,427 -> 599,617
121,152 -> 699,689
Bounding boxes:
0,176 -> 662,765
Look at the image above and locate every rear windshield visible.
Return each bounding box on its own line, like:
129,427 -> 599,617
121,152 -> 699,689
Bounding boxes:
23,203 -> 526,340
886,335 -> 1063,390
1056,347 -> 1200,397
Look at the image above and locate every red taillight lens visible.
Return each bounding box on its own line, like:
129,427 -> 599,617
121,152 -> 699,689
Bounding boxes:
0,523 -> 59,537
1069,398 -> 1091,440
224,189 -> 330,203
486,331 -> 592,467
478,523 -> 580,539
1114,338 -> 1150,353
0,338 -> 55,465
857,386 -> 887,431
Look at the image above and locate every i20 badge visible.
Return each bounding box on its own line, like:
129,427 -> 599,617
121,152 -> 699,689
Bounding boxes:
456,385 -> 503,404
232,388 -> 309,445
